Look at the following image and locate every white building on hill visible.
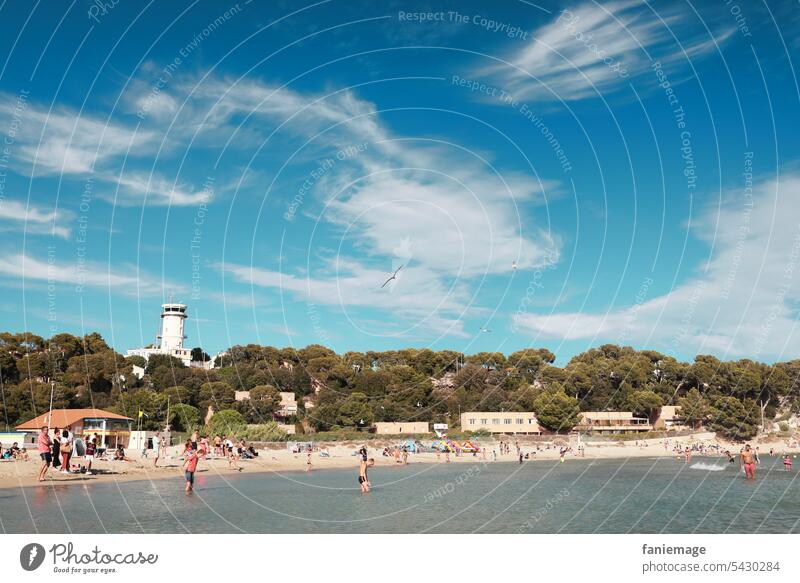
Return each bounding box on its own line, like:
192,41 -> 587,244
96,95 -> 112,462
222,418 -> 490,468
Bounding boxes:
127,302 -> 212,369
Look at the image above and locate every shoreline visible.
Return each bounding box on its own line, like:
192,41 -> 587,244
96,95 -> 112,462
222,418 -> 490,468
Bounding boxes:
3,433 -> 797,490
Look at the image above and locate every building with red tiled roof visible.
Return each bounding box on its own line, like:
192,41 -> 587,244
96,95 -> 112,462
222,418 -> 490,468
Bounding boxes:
16,409 -> 132,448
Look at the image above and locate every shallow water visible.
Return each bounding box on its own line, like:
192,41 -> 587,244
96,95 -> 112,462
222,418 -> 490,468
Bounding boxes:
2,457 -> 798,533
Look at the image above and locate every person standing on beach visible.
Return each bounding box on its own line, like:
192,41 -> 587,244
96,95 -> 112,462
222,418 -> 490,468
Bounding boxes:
183,441 -> 199,493
37,426 -> 52,482
153,431 -> 162,467
306,451 -> 312,472
84,437 -> 96,475
51,426 -> 61,470
741,445 -> 757,480
59,429 -> 73,473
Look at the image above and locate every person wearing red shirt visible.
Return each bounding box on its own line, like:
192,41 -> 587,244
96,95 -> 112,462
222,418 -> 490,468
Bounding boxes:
183,441 -> 200,493
37,426 -> 52,482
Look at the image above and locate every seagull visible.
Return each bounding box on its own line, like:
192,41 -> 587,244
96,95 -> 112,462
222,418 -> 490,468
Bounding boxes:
512,261 -> 518,270
480,326 -> 492,333
380,264 -> 404,288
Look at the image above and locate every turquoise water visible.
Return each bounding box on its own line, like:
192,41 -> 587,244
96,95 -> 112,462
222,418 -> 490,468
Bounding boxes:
1,457 -> 798,533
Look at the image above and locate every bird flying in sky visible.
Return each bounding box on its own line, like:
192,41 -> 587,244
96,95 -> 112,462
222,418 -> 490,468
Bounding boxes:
381,265 -> 404,288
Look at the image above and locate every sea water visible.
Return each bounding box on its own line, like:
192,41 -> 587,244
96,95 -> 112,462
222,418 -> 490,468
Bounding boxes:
1,457 -> 798,533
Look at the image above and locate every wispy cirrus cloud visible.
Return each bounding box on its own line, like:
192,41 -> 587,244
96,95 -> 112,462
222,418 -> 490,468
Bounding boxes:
174,75 -> 559,272
479,0 -> 732,102
515,173 -> 800,360
0,253 -> 180,297
149,72 -> 561,336
0,96 -> 156,176
0,93 -> 207,207
0,199 -> 72,238
218,258 -> 474,338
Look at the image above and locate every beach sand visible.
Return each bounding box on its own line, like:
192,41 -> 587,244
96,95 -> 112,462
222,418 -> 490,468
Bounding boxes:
2,433 -> 797,489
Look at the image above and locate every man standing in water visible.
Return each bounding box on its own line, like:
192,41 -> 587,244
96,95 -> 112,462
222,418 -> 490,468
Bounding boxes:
183,440 -> 199,493
358,457 -> 374,492
741,444 -> 757,480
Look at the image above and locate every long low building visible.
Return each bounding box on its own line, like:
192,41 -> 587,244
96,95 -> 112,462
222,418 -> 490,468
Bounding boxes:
460,412 -> 541,435
575,411 -> 652,434
373,422 -> 430,435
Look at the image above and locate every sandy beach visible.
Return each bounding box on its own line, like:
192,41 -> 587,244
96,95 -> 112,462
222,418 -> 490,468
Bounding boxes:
2,433 -> 798,490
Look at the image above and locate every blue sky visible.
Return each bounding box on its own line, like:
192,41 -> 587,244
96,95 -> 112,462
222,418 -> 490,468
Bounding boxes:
1,0 -> 799,364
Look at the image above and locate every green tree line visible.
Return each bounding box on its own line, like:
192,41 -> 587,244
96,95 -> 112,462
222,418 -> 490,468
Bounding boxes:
2,333 -> 798,440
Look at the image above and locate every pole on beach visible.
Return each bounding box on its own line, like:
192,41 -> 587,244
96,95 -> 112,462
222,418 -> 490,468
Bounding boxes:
47,380 -> 55,430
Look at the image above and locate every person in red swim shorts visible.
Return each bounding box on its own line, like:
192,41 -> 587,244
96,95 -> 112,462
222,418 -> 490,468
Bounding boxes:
740,444 -> 756,480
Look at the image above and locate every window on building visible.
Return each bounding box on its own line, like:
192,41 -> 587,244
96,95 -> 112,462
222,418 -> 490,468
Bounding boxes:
469,419 -> 476,425
480,419 -> 488,425
528,419 -> 535,424
504,418 -> 512,424
516,418 -> 524,424
492,418 -> 500,424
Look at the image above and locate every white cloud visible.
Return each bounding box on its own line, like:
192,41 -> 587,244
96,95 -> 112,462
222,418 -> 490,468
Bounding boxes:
480,0 -> 731,102
0,199 -> 72,238
0,96 -> 155,176
158,73 -> 561,336
218,259 -> 473,338
108,171 -> 212,207
0,253 -> 179,297
514,173 -> 800,360
0,93 -> 207,207
179,76 -> 559,274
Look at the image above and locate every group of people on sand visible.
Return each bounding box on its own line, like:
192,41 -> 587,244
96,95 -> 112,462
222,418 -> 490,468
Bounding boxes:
35,425 -> 101,482
0,442 -> 29,461
381,445 -> 410,464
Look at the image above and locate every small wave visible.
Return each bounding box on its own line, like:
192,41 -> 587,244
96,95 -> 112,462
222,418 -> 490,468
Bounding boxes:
690,462 -> 727,471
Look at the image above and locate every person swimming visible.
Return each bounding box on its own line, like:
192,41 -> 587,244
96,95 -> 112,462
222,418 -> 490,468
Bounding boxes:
783,454 -> 792,471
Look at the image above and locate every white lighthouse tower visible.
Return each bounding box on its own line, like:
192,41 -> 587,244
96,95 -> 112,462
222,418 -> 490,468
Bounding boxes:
158,302 -> 187,350
126,300 -> 199,369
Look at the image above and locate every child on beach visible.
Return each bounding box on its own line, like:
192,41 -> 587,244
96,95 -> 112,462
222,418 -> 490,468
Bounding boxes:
84,437 -> 96,475
183,441 -> 199,493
